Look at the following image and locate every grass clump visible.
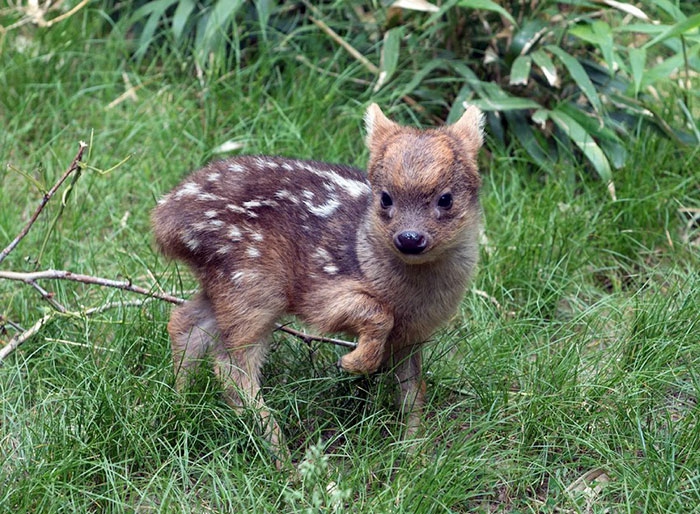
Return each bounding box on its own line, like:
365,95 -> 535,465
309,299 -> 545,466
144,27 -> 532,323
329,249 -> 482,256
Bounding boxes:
1,3 -> 699,512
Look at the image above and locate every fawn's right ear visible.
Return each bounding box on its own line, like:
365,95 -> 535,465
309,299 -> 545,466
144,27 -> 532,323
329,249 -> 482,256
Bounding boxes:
365,103 -> 398,150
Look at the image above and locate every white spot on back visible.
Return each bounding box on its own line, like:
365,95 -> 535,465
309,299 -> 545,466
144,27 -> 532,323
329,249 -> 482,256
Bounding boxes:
174,182 -> 201,199
307,166 -> 370,198
246,247 -> 261,258
254,156 -> 275,168
311,247 -> 339,274
312,247 -> 332,263
242,200 -> 263,209
228,163 -> 246,173
275,190 -> 300,204
197,192 -> 223,201
185,237 -> 200,251
204,210 -> 219,218
192,221 -> 218,232
231,271 -> 245,283
227,204 -> 246,214
323,264 -> 339,275
281,162 -> 294,171
250,232 -> 264,242
305,196 -> 340,217
207,172 -> 221,182
228,226 -> 243,241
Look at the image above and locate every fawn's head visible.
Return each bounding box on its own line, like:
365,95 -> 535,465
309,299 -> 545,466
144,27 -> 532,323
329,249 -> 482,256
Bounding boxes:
364,104 -> 484,264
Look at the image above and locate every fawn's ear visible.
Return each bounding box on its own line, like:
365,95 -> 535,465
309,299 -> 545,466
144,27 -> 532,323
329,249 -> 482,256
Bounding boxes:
448,103 -> 485,155
365,103 -> 398,149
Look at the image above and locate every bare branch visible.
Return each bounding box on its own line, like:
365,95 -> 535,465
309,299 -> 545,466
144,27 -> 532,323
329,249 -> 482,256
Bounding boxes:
0,269 -> 186,305
0,313 -> 53,363
274,324 -> 357,349
0,298 -> 161,365
27,279 -> 68,313
0,142 -> 87,264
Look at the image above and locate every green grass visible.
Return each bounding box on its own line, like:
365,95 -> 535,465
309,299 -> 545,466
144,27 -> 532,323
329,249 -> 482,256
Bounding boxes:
1,6 -> 700,513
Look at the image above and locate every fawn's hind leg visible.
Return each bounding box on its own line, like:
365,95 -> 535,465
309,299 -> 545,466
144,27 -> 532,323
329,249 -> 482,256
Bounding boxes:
168,292 -> 219,391
206,285 -> 289,464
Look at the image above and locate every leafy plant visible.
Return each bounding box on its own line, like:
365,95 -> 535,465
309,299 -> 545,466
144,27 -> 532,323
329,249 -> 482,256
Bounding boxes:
374,0 -> 700,198
126,0 -> 246,67
112,0 -> 700,197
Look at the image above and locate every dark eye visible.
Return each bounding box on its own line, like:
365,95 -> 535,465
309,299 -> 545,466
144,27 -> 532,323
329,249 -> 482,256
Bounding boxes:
437,193 -> 453,209
380,191 -> 393,209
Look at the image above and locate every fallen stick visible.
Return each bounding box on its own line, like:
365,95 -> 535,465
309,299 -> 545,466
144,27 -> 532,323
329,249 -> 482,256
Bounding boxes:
0,142 -> 87,264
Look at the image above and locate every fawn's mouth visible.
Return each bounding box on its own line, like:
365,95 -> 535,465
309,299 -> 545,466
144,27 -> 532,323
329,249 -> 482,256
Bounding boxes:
391,245 -> 438,265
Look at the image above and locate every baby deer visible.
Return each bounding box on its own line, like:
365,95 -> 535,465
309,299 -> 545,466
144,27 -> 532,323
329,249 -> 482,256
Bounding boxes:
152,103 -> 484,464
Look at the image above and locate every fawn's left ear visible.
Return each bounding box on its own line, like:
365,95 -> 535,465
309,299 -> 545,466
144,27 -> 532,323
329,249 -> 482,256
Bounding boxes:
448,104 -> 485,155
365,103 -> 399,149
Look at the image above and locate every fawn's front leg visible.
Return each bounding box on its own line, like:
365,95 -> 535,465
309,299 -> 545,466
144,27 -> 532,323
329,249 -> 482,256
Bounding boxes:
392,344 -> 426,441
303,282 -> 394,375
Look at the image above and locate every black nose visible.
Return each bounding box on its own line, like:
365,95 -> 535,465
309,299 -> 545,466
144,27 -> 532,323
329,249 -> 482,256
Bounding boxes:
394,231 -> 428,255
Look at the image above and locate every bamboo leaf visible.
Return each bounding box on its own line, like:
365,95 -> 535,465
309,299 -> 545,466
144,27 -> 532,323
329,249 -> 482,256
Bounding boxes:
592,21 -> 616,74
643,12 -> 700,49
201,0 -> 243,49
375,28 -> 402,91
509,55 -> 532,86
172,0 -> 195,43
548,109 -> 615,198
505,111 -> 551,167
457,0 -> 516,25
391,0 -> 440,12
531,49 -> 559,87
647,0 -> 686,21
599,0 -> 650,21
628,46 -> 646,96
546,45 -> 602,112
470,97 -> 541,111
641,43 -> 700,88
132,0 -> 179,59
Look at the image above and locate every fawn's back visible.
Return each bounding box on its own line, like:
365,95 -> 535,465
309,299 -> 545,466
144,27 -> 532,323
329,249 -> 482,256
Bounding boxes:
152,155 -> 371,292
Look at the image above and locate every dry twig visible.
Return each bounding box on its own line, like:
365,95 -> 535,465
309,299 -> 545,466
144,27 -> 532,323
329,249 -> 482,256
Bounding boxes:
0,269 -> 186,305
0,142 -> 87,264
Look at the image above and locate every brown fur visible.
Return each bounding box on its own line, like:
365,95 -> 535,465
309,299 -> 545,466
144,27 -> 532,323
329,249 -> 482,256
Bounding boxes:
151,104 -> 484,465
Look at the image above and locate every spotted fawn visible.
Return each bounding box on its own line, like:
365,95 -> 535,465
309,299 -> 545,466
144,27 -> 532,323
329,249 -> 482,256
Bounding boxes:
152,103 -> 484,464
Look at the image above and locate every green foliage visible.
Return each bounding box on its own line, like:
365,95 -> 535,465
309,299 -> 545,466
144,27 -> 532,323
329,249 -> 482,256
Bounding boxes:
113,0 -> 700,198
127,0 -> 245,68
